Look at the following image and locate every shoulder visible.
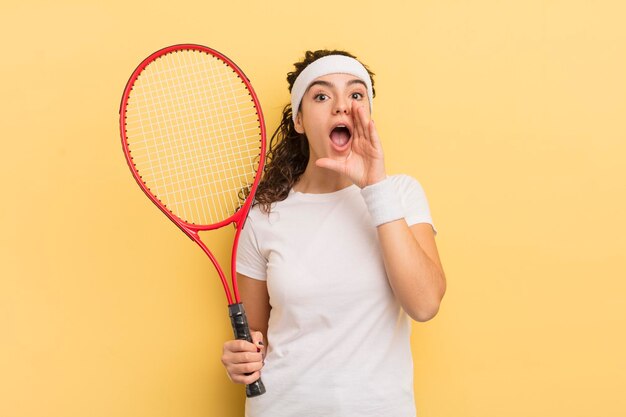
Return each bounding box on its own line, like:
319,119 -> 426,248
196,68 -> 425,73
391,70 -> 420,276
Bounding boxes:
245,200 -> 284,232
388,174 -> 427,196
387,174 -> 437,233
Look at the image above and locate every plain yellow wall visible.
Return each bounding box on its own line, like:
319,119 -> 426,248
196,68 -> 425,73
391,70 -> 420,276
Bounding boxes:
1,1 -> 625,416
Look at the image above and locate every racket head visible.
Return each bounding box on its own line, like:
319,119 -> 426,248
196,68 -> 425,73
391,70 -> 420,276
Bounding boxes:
119,44 -> 266,232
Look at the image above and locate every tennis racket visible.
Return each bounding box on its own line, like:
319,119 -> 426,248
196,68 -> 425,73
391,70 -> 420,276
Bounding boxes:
119,44 -> 266,397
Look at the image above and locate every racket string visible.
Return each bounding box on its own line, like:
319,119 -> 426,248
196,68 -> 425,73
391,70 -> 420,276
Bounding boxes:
125,49 -> 262,225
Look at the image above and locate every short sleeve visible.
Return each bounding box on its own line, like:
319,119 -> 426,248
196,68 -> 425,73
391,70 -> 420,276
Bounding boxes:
236,215 -> 268,280
391,174 -> 438,235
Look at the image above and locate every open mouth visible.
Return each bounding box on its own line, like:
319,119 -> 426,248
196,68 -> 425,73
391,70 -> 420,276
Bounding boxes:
329,125 -> 352,148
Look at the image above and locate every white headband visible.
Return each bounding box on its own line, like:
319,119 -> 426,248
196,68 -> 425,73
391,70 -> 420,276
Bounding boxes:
290,55 -> 373,122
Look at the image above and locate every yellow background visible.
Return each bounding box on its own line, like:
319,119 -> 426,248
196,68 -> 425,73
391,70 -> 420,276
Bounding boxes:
1,1 -> 625,416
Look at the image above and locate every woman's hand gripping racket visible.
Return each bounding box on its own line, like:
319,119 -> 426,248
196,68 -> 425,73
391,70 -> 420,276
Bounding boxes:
119,45 -> 266,397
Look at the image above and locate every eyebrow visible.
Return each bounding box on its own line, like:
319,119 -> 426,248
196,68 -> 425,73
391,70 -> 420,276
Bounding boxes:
306,78 -> 367,92
347,79 -> 368,88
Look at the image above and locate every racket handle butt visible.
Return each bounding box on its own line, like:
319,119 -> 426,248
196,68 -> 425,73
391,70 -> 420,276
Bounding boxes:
228,303 -> 267,397
246,379 -> 266,397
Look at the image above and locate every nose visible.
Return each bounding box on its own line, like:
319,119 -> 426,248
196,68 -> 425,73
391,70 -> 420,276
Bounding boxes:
333,97 -> 350,115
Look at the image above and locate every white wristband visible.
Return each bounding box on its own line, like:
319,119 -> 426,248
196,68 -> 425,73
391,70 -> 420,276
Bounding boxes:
360,178 -> 404,227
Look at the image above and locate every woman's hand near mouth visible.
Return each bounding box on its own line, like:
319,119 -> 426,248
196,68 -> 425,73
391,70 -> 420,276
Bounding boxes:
316,100 -> 387,188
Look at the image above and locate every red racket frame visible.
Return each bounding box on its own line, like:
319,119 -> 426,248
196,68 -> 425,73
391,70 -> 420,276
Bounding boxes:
119,44 -> 267,306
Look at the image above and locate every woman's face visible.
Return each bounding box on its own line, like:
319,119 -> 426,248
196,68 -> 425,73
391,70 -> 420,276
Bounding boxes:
294,73 -> 370,161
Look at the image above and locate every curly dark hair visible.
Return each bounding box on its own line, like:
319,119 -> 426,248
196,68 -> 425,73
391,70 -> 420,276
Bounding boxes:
244,50 -> 376,213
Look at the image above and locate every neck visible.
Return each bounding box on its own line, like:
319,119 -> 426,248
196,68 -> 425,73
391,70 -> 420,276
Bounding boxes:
293,160 -> 352,194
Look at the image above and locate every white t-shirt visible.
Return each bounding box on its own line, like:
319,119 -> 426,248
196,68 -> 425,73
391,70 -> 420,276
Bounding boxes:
236,174 -> 436,417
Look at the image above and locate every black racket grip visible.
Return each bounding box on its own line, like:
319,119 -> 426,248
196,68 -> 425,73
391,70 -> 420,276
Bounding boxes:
228,303 -> 266,397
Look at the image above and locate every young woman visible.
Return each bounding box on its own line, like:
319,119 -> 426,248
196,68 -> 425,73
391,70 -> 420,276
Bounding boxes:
222,50 -> 446,417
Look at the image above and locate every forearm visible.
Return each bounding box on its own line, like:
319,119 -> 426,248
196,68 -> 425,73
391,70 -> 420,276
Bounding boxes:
238,274 -> 271,339
377,220 -> 446,322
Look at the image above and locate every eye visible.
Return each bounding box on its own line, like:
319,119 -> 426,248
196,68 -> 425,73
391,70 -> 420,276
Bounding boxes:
314,93 -> 329,101
351,92 -> 364,100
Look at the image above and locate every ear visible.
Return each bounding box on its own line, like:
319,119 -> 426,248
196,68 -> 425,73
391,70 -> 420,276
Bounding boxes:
294,112 -> 305,134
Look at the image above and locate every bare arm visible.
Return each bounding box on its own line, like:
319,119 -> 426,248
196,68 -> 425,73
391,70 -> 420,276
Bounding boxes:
237,273 -> 271,339
377,222 -> 446,322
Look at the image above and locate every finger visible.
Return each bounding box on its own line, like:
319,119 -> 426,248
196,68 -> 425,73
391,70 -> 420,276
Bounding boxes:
223,339 -> 259,353
250,331 -> 264,345
352,102 -> 366,140
250,331 -> 265,353
357,105 -> 373,143
233,371 -> 261,386
230,360 -> 264,375
368,119 -> 383,151
221,350 -> 263,368
232,350 -> 264,364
